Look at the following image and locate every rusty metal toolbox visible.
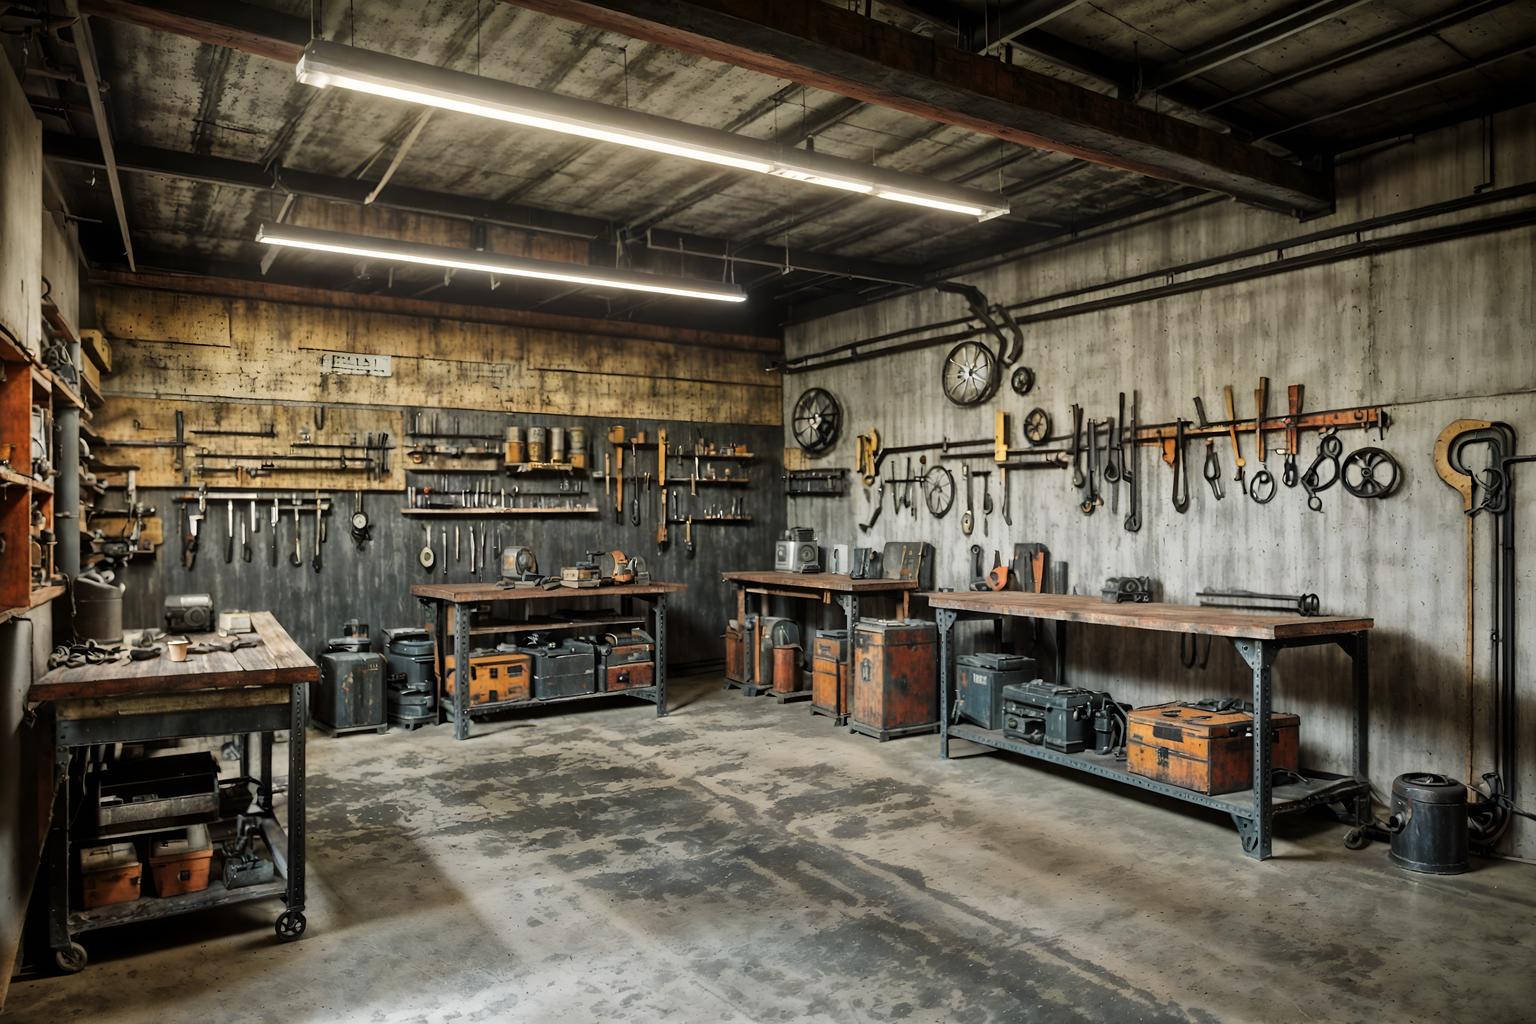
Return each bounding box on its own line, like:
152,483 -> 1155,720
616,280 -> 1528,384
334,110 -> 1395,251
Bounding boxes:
850,619 -> 938,741
91,752 -> 220,839
444,649 -> 532,705
1126,702 -> 1300,795
528,638 -> 597,699
597,629 -> 654,691
147,824 -> 214,898
80,842 -> 142,909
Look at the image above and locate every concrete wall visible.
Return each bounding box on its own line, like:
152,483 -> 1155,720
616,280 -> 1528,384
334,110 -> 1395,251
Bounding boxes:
783,104 -> 1536,860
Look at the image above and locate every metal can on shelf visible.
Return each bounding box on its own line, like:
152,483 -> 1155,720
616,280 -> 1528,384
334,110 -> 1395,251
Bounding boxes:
504,425 -> 526,465
527,426 -> 548,464
549,426 -> 567,464
568,427 -> 588,468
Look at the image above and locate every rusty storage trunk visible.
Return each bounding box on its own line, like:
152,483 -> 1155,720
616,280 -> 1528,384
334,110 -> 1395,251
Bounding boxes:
598,628 -> 655,692
850,619 -> 938,741
444,649 -> 533,706
811,629 -> 849,718
1126,703 -> 1300,795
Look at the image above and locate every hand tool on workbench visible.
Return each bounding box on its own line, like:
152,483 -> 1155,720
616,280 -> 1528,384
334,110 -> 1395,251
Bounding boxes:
1249,376 -> 1274,502
1193,397 -> 1223,500
1223,384 -> 1246,489
1124,390 -> 1141,533
312,491 -> 323,573
224,499 -> 234,564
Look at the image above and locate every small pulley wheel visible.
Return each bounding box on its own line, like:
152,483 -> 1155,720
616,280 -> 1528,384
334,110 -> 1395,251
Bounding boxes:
1248,468 -> 1276,504
1010,366 -> 1036,396
350,511 -> 369,531
924,465 -> 955,518
1341,447 -> 1401,499
1022,408 -> 1051,446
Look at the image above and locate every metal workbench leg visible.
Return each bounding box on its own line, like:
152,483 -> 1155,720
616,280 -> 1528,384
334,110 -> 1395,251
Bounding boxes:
47,741 -> 85,972
654,595 -> 668,716
936,608 -> 957,759
432,599 -> 449,725
836,593 -> 860,725
275,683 -> 308,941
1234,639 -> 1276,860
1054,620 -> 1068,684
454,601 -> 472,740
1346,631 -> 1371,823
259,732 -> 274,812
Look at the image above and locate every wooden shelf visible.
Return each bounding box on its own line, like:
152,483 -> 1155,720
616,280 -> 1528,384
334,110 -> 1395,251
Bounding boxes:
506,462 -> 586,473
44,368 -> 84,410
686,477 -> 751,486
80,372 -> 104,409
29,584 -> 65,608
0,329 -> 29,364
681,515 -> 753,524
674,451 -> 755,461
41,298 -> 79,347
400,506 -> 598,517
0,466 -> 37,490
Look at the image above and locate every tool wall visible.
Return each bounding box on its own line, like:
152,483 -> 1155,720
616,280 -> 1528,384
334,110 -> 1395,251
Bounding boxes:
777,121 -> 1536,866
117,409 -> 786,661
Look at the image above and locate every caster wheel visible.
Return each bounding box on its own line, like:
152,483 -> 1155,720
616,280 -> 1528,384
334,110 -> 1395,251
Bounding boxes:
54,941 -> 87,974
1343,828 -> 1371,851
275,910 -> 307,942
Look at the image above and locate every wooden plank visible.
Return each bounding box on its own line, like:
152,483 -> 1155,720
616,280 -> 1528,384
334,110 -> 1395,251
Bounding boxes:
27,611 -> 317,701
56,685 -> 288,719
90,272 -> 780,354
721,570 -> 919,593
922,592 -> 1372,640
78,0 -> 308,64
411,581 -> 687,603
500,0 -> 1332,213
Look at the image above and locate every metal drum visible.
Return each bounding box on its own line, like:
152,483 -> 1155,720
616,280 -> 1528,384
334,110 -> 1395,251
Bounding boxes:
1388,772 -> 1469,874
504,425 -> 525,465
527,426 -> 548,464
568,427 -> 588,468
549,426 -> 567,464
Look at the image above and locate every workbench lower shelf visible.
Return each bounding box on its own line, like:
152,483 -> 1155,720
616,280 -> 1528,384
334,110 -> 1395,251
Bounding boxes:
68,874 -> 289,935
947,723 -> 1369,820
447,686 -> 659,719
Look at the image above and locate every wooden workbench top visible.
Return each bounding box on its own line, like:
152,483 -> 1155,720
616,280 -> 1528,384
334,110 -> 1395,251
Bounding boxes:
721,571 -> 920,592
411,580 -> 687,603
923,592 -> 1372,640
29,611 -> 317,702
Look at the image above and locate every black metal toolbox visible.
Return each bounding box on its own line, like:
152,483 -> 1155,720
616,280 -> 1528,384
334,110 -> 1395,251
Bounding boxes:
528,638 -> 597,699
954,653 -> 1036,730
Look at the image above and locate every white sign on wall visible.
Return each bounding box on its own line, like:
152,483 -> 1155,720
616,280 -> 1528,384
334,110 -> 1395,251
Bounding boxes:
321,352 -> 393,377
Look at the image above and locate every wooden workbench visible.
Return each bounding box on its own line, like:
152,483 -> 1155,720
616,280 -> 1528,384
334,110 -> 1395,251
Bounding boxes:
28,611 -> 317,972
720,571 -> 920,718
410,581 -> 687,740
925,592 -> 1374,862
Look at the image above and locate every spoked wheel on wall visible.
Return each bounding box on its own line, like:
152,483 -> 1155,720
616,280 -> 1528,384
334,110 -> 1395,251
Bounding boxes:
791,387 -> 842,455
924,465 -> 955,518
941,341 -> 999,406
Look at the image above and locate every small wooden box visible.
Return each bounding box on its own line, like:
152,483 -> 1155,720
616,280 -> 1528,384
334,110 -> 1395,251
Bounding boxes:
80,842 -> 141,909
444,651 -> 532,705
1127,703 -> 1300,795
850,619 -> 937,741
147,825 -> 213,897
723,623 -> 745,683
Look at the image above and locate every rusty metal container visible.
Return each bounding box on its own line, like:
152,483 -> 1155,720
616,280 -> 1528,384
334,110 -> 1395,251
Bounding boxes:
444,649 -> 533,705
527,426 -> 548,463
568,427 -> 588,468
549,426 -> 567,463
811,629 -> 849,718
772,644 -> 802,694
850,619 -> 938,741
1126,702 -> 1299,795
504,425 -> 526,465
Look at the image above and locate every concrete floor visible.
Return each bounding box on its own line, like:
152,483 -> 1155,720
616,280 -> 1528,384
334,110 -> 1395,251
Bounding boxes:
8,673 -> 1535,1023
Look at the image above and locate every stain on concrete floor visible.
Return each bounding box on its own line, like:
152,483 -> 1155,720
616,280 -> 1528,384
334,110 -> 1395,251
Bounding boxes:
8,673 -> 1536,1023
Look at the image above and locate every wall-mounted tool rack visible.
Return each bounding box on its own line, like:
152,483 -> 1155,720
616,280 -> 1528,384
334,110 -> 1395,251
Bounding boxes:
401,506 -> 598,516
785,468 -> 848,497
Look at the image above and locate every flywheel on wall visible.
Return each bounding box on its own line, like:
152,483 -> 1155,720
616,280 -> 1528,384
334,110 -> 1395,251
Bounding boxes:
792,387 -> 842,454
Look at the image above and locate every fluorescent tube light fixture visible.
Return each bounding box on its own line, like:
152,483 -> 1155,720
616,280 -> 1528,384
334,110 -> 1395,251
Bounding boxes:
255,223 -> 747,303
296,40 -> 1010,222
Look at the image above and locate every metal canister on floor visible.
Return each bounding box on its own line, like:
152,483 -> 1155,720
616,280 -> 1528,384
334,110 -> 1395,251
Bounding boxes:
1387,773 -> 1469,874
